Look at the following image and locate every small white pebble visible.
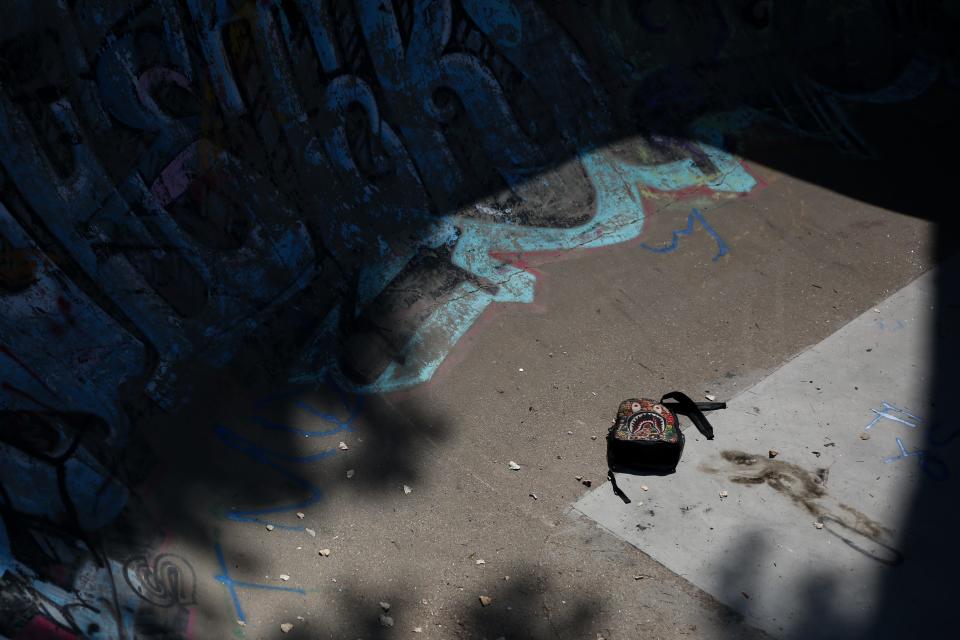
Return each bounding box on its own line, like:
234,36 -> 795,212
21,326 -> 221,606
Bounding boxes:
346,469 -> 355,478
476,558 -> 486,565
339,441 -> 349,450
590,435 -> 598,440
380,601 -> 391,611
296,512 -> 305,519
567,430 -> 574,435
279,574 -> 290,581
403,484 -> 412,494
518,367 -> 524,372
719,490 -> 729,498
414,627 -> 423,633
265,524 -> 275,531
318,548 -> 331,557
814,522 -> 824,529
705,394 -> 717,401
640,485 -> 649,491
305,528 -> 316,537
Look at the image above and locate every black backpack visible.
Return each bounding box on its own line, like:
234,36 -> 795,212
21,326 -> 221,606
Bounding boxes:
606,391 -> 725,502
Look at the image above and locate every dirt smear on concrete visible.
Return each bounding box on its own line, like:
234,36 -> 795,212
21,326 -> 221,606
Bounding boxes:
701,450 -> 901,565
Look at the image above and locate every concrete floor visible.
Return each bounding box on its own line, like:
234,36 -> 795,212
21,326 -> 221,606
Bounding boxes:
136,152 -> 941,639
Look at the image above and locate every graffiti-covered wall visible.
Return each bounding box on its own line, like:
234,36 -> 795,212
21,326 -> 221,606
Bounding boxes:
1,1 -> 954,637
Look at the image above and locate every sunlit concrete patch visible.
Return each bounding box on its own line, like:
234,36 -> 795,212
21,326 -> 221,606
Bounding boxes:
574,268 -> 938,638
294,140 -> 758,394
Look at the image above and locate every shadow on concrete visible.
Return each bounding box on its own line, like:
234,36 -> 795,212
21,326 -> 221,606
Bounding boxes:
238,569 -> 600,640
850,250 -> 960,639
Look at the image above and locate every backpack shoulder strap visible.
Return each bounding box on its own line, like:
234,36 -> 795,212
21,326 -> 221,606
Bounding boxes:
608,470 -> 631,504
660,391 -> 725,440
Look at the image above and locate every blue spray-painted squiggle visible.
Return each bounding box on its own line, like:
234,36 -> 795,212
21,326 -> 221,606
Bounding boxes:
865,402 -> 921,430
640,208 -> 729,261
212,383 -> 362,623
215,426 -> 331,529
215,385 -> 362,529
865,401 -> 949,481
883,436 -> 949,481
251,386 -> 360,438
214,542 -> 306,625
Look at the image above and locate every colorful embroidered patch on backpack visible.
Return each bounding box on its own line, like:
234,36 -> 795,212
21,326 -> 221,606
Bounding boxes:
613,398 -> 680,443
